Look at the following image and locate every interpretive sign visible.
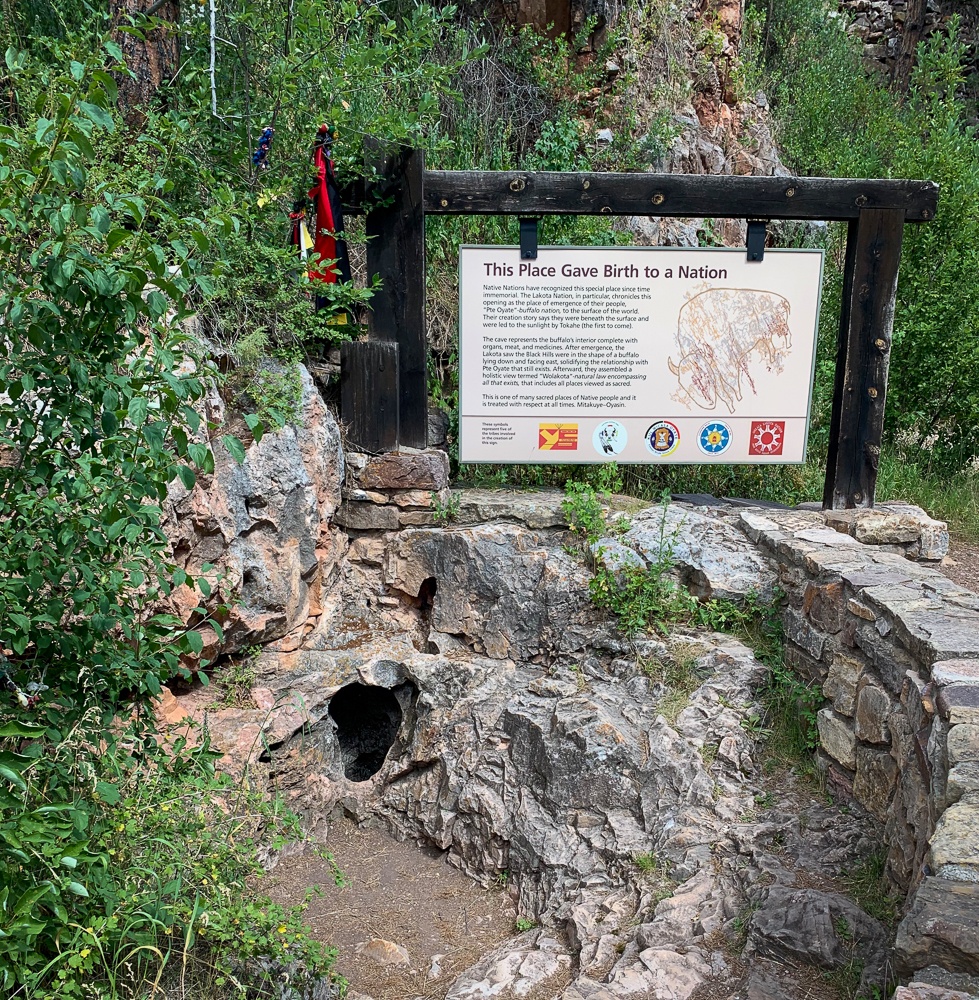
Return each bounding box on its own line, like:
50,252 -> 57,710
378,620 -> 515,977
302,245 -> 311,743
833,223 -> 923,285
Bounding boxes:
459,246 -> 824,464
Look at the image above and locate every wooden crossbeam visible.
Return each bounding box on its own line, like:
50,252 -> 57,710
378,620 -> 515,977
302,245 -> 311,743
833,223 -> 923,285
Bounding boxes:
421,171 -> 938,222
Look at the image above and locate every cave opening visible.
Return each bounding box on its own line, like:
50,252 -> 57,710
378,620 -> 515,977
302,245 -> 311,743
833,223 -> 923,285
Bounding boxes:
328,683 -> 404,782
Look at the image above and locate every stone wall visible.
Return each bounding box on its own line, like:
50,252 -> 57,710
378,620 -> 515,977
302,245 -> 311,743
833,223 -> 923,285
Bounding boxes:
323,462 -> 979,988
733,505 -> 979,980
839,0 -> 943,74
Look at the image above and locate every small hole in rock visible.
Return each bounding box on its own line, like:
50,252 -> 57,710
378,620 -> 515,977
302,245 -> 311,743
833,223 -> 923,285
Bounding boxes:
418,576 -> 437,610
328,683 -> 403,782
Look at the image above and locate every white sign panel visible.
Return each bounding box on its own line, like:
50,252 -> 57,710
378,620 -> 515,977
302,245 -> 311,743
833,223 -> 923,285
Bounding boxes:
459,246 -> 824,464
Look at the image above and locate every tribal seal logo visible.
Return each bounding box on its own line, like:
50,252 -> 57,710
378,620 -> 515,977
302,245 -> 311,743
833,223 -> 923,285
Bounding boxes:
538,424 -> 578,451
748,420 -> 786,456
593,420 -> 627,456
644,421 -> 680,457
697,421 -> 732,456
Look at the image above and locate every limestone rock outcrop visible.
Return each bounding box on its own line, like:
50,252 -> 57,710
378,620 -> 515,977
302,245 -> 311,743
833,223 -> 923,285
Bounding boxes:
161,365 -> 345,657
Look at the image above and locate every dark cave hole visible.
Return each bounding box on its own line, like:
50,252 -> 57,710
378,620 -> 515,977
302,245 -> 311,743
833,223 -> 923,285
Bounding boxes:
418,576 -> 437,610
328,683 -> 403,782
419,576 -> 439,653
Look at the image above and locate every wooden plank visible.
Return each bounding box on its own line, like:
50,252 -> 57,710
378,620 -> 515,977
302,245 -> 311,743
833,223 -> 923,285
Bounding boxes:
823,209 -> 905,509
822,218 -> 859,509
421,171 -> 938,222
340,341 -> 399,454
365,141 -> 428,449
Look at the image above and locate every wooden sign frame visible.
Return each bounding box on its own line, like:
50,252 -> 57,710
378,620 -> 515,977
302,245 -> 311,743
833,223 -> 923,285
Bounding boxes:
340,148 -> 937,510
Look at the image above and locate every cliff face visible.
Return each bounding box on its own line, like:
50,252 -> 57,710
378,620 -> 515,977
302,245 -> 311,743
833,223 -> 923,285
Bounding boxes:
160,367 -> 346,664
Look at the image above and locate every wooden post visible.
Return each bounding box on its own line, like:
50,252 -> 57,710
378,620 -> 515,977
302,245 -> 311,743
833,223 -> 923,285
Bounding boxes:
823,208 -> 905,509
340,341 -> 399,454
365,141 -> 428,449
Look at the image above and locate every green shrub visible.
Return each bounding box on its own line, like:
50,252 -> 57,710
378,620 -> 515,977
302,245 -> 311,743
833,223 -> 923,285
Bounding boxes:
750,1 -> 979,474
0,39 -> 227,724
0,39 -> 332,999
0,719 -> 335,998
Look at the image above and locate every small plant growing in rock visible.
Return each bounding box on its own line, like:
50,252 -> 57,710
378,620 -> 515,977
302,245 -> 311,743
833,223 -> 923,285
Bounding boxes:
841,851 -> 900,928
729,900 -> 760,951
563,481 -> 609,548
633,851 -> 664,874
741,711 -> 772,741
431,490 -> 461,526
309,847 -> 349,888
515,917 -> 537,933
216,646 -> 260,707
639,642 -> 704,724
633,852 -> 676,904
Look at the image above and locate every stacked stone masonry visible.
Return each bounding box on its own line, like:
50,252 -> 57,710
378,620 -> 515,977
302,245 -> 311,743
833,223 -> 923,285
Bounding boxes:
162,409 -> 979,994
739,505 -> 979,982
337,450 -> 452,530
839,0 -> 943,70
335,457 -> 979,986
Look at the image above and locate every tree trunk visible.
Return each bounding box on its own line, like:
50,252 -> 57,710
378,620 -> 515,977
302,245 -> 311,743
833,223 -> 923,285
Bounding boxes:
892,0 -> 927,93
111,0 -> 180,124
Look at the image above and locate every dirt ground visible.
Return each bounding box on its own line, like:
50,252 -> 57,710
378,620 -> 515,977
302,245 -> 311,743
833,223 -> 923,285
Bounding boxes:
941,535 -> 979,591
263,817 -> 517,1000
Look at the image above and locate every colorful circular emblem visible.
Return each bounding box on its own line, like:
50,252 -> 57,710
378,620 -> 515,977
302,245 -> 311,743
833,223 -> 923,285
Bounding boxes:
593,420 -> 627,456
698,420 -> 732,456
750,421 -> 785,455
645,420 -> 680,457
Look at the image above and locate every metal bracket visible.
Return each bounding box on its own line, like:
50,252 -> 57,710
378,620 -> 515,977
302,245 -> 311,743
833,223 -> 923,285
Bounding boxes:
519,217 -> 539,260
746,219 -> 768,262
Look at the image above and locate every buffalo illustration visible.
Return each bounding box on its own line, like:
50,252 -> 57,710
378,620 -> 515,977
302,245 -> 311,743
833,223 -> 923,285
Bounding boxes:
668,288 -> 792,414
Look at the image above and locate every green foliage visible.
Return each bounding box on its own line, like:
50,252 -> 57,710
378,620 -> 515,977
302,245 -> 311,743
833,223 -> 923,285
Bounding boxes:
431,490 -> 461,527
0,720 -> 336,997
639,644 -> 704,724
0,38 -> 342,999
633,851 -> 668,876
841,850 -> 900,928
632,850 -> 676,904
760,656 -> 823,762
526,114 -> 586,172
215,648 -> 260,708
200,235 -> 364,339
749,2 -> 979,473
0,39 -> 229,723
561,466 -> 626,546
562,481 -> 611,548
176,0 -> 473,192
514,917 -> 537,933
567,483 -> 787,644
226,341 -> 306,431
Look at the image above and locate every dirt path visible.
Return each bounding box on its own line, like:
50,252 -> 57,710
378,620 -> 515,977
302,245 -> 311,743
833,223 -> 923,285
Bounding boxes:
941,535 -> 979,592
264,818 -> 517,1000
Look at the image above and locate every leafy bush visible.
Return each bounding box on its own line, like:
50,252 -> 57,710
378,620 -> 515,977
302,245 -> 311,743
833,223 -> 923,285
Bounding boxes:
0,39 -> 228,723
0,36 -> 335,1000
1,719 -> 335,998
751,1 -> 979,473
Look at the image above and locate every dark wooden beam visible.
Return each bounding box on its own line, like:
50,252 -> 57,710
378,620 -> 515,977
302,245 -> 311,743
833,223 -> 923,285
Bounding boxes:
364,142 -> 428,449
420,171 -> 938,222
340,341 -> 399,454
823,208 -> 905,509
